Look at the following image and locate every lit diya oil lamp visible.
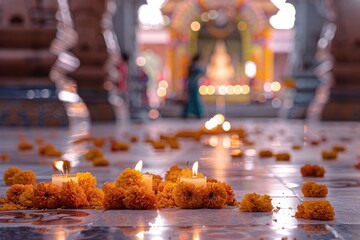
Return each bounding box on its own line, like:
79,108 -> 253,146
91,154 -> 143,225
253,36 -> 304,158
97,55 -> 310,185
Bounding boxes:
135,160 -> 153,192
52,160 -> 78,186
180,161 -> 207,188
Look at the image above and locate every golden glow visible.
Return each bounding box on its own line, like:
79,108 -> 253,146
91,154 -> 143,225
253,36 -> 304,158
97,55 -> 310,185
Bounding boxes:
227,85 -> 234,95
242,85 -> 250,94
199,85 -> 207,95
191,21 -> 201,31
192,161 -> 199,177
222,121 -> 231,131
207,85 -> 216,95
222,137 -> 231,148
237,21 -> 247,31
218,85 -> 227,95
158,80 -> 168,88
55,161 -> 64,174
157,87 -> 167,97
271,81 -> 281,91
234,85 -> 242,94
213,114 -> 225,125
135,160 -> 143,172
136,231 -> 144,239
208,136 -> 219,147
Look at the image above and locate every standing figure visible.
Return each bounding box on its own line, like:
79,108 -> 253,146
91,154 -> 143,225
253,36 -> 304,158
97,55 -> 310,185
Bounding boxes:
182,53 -> 205,119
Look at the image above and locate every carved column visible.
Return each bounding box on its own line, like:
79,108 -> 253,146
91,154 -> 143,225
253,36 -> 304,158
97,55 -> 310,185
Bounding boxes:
0,0 -> 68,126
285,0 -> 328,119
113,0 -> 147,120
320,0 -> 360,120
67,0 -> 118,122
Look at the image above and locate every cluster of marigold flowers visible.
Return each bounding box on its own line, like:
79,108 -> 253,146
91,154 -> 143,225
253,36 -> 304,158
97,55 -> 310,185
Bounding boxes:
1,165 -> 238,211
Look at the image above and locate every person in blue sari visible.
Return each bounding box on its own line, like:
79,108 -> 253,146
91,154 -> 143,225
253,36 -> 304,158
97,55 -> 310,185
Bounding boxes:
182,53 -> 205,119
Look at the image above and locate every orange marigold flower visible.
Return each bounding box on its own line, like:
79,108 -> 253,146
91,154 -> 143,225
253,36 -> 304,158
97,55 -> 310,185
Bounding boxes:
172,181 -> 203,209
115,168 -> 145,189
301,181 -> 328,197
301,163 -> 326,177
93,157 -> 109,166
33,182 -> 62,209
295,200 -> 334,220
0,203 -> 25,211
60,181 -> 89,209
86,187 -> 104,208
84,148 -> 104,161
239,193 -> 273,212
221,182 -> 236,205
259,149 -> 273,158
76,172 -> 97,192
202,182 -> 228,209
157,182 -> 176,208
19,188 -> 34,208
103,182 -> 126,209
123,186 -> 157,210
164,165 -> 182,183
6,184 -> 33,204
18,141 -> 33,151
3,167 -> 22,186
11,170 -> 36,185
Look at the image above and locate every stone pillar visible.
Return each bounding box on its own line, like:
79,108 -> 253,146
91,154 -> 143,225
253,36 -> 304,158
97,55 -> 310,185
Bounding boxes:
113,0 -> 147,121
285,0 -> 328,119
0,0 -> 68,126
320,0 -> 360,120
67,0 -> 118,122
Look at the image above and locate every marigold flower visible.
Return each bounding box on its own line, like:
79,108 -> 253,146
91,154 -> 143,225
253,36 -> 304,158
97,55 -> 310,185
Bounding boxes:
322,150 -> 337,160
18,141 -> 33,151
84,148 -> 104,161
3,167 -> 22,186
33,182 -> 62,209
259,149 -> 273,158
19,188 -> 34,208
172,181 -> 203,209
332,145 -> 345,152
77,172 -> 97,192
301,181 -> 328,197
92,157 -> 109,166
6,184 -> 33,204
115,168 -> 145,189
202,182 -> 228,209
86,188 -> 104,208
60,181 -> 89,209
157,182 -> 176,208
110,141 -> 129,151
165,165 -> 182,183
239,193 -> 273,212
275,152 -> 291,161
301,163 -> 325,177
123,186 -> 157,210
221,182 -> 236,205
11,170 -> 36,185
103,182 -> 126,209
0,203 -> 25,211
295,200 -> 334,220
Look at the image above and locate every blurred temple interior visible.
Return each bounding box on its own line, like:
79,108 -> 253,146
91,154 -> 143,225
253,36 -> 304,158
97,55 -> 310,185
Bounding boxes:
0,0 -> 359,126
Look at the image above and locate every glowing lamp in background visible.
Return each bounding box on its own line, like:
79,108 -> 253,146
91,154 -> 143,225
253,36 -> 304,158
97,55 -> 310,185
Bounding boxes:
222,121 -> 231,132
271,81 -> 281,92
245,61 -> 257,78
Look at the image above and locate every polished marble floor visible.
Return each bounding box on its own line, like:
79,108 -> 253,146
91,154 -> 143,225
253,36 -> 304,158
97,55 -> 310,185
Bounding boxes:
1,118 -> 360,239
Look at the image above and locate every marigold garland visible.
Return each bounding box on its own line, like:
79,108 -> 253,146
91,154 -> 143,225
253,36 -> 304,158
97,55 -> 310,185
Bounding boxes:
123,186 -> 157,210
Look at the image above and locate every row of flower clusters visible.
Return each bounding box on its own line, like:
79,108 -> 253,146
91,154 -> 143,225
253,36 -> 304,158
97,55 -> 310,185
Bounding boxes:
1,165 -> 238,210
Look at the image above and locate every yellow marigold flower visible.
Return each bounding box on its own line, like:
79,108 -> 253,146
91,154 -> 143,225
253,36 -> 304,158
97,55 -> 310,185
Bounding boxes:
301,163 -> 325,177
301,181 -> 328,197
3,167 -> 22,186
11,170 -> 36,185
33,182 -> 62,209
123,186 -> 157,210
60,181 -> 89,209
6,184 -> 33,204
295,200 -> 334,220
172,181 -> 203,209
103,183 -> 126,209
93,157 -> 109,166
239,193 -> 273,212
322,150 -> 337,160
202,182 -> 228,209
77,172 -> 97,192
116,168 -> 145,189
165,165 -> 182,183
19,188 -> 34,208
157,182 -> 176,208
0,203 -> 26,211
85,187 -> 104,208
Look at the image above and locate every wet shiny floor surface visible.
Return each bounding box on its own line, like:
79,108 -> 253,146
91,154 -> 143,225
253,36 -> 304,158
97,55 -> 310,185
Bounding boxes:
1,118 -> 360,239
